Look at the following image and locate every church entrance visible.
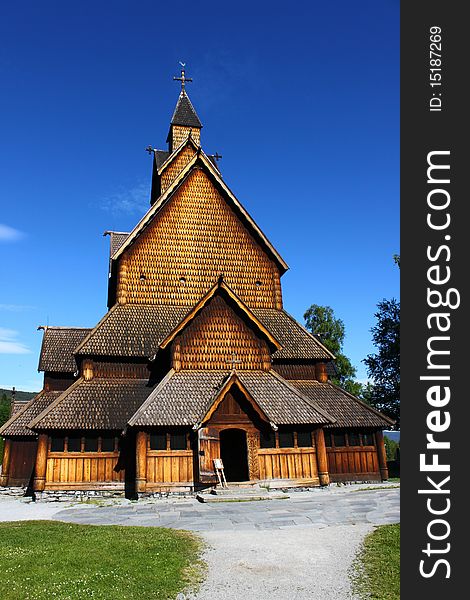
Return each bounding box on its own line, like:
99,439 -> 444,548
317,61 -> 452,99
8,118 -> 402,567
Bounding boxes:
219,429 -> 249,482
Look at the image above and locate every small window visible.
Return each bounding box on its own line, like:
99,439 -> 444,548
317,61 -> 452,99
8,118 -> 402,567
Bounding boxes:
333,433 -> 346,447
278,431 -> 294,448
51,437 -> 65,452
150,433 -> 167,450
324,431 -> 332,447
84,436 -> 99,452
348,432 -> 361,447
67,436 -> 82,452
362,432 -> 375,446
297,431 -> 313,447
101,436 -> 116,452
260,431 -> 276,448
170,432 -> 187,450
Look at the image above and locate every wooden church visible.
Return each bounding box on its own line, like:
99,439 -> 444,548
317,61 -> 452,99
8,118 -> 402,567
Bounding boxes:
0,69 -> 393,498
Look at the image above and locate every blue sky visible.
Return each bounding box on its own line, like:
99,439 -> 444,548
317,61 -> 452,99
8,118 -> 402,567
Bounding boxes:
0,1 -> 399,392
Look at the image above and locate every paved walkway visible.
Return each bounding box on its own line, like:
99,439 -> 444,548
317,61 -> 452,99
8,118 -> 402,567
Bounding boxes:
49,484 -> 399,531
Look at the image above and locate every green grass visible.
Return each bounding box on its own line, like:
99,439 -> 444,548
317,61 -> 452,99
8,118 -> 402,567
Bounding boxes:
352,524 -> 400,600
0,521 -> 205,600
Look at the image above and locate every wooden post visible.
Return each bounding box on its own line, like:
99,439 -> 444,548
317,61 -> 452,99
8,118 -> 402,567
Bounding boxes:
33,434 -> 48,492
0,438 -> 12,486
314,428 -> 330,486
136,431 -> 147,493
375,430 -> 389,481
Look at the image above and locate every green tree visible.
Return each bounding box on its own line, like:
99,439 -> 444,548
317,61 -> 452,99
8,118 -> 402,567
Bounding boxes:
303,304 -> 362,396
363,298 -> 400,428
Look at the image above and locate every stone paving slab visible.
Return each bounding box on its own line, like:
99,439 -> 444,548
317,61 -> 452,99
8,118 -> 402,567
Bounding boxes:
45,485 -> 400,531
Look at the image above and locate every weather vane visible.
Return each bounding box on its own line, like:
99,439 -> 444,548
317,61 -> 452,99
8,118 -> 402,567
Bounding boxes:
173,61 -> 193,90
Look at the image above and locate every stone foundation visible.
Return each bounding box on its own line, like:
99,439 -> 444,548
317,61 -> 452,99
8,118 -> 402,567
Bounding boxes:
33,489 -> 126,502
0,485 -> 28,497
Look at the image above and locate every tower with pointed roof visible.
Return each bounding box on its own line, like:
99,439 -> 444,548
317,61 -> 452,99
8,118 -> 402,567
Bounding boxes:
0,69 -> 393,496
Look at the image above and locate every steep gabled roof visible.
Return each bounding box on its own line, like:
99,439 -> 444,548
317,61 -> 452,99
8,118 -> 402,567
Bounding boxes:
156,279 -> 281,356
288,380 -> 395,428
38,327 -> 92,373
252,309 -> 335,360
170,89 -> 202,129
111,151 -> 288,273
29,378 -> 156,431
0,391 -> 61,437
128,369 -> 334,428
75,304 -> 189,357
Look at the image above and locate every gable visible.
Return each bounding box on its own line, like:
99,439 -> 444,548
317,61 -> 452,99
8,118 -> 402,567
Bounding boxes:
172,295 -> 271,371
160,144 -> 197,193
117,167 -> 283,309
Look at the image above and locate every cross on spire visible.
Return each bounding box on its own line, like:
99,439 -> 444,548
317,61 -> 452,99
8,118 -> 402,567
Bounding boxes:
226,353 -> 242,371
173,62 -> 193,90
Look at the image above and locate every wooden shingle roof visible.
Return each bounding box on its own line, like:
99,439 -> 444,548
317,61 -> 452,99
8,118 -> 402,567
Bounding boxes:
288,380 -> 394,428
253,309 -> 334,360
0,391 -> 61,437
128,370 -> 334,428
170,90 -> 202,129
75,305 -> 189,357
38,327 -> 92,373
29,379 -> 156,431
75,303 -> 331,363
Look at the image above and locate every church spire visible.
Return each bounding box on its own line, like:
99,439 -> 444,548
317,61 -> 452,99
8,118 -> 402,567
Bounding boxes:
167,64 -> 202,151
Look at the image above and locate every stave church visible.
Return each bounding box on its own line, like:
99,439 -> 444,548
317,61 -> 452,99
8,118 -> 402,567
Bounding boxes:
0,69 -> 393,498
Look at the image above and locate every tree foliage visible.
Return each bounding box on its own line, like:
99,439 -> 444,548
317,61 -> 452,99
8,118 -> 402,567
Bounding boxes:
363,298 -> 400,428
304,304 -> 362,395
0,393 -> 10,465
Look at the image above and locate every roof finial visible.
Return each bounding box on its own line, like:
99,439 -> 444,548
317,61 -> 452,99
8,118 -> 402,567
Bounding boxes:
173,62 -> 193,91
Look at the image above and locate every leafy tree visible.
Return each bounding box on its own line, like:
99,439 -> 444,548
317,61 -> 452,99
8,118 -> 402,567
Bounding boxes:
304,304 -> 362,395
384,436 -> 399,461
363,298 -> 400,428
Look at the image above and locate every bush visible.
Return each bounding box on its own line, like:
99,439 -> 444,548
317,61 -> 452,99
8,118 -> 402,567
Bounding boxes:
384,436 -> 399,461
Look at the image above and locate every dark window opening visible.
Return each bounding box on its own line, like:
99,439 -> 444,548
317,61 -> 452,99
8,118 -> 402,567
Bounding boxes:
84,436 -> 99,452
101,436 -> 116,452
170,432 -> 187,450
67,436 -> 81,452
51,437 -> 65,452
297,431 -> 313,447
278,431 -> 294,448
150,433 -> 167,450
260,431 -> 276,448
348,432 -> 361,447
362,432 -> 375,446
333,433 -> 346,447
324,431 -> 332,447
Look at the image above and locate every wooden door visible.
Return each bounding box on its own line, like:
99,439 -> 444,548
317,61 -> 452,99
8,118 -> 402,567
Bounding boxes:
197,427 -> 220,484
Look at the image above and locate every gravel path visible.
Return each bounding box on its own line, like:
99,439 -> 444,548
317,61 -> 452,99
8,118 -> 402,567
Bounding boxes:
191,524 -> 371,600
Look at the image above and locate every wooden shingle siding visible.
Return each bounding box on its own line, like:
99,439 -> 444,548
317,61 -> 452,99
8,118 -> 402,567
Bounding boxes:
176,296 -> 271,370
160,145 -> 197,192
117,169 -> 282,309
171,125 -> 200,150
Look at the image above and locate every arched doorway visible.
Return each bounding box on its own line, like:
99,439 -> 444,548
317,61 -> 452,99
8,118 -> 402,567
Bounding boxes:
219,429 -> 249,482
